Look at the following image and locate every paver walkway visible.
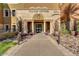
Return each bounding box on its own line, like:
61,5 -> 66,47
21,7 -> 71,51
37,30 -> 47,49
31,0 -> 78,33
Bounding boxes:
8,33 -> 66,56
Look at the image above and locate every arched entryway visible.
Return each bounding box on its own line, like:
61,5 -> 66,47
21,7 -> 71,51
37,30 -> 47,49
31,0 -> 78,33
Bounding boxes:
33,14 -> 44,33
27,14 -> 50,33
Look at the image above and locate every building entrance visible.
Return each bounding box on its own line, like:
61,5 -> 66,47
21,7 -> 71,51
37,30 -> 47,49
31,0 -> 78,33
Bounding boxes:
35,23 -> 43,33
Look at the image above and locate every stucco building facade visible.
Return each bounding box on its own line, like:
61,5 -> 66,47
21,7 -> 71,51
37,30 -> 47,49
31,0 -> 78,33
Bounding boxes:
0,3 -> 61,34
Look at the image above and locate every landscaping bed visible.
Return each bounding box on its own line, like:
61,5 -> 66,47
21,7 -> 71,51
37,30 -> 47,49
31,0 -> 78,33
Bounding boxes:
0,32 -> 18,41
52,33 -> 79,55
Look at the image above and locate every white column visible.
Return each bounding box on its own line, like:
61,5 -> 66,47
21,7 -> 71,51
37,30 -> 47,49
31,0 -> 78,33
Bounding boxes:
24,21 -> 28,33
58,18 -> 61,32
44,21 -> 46,33
50,21 -> 54,34
32,21 -> 34,33
70,18 -> 74,31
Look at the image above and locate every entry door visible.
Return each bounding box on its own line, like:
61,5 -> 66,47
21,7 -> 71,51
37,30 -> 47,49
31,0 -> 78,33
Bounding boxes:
35,23 -> 42,33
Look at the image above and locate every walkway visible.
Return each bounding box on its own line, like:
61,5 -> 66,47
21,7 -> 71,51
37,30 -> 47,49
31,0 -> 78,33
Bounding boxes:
4,33 -> 74,56
4,33 -> 73,56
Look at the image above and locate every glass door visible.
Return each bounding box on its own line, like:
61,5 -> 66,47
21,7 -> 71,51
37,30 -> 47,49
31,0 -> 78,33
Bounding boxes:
35,23 -> 42,33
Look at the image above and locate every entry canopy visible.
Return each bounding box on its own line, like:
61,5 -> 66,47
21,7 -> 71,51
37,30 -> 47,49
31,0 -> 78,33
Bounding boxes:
33,14 -> 44,20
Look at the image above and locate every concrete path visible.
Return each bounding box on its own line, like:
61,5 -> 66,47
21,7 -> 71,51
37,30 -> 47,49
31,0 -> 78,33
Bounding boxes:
8,33 -> 66,56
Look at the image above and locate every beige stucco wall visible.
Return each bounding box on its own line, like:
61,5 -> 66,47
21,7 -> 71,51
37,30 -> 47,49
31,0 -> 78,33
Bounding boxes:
16,10 -> 60,21
2,3 -> 60,32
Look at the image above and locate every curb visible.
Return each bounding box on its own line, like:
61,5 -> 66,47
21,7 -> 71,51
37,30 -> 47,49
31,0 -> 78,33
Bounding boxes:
3,40 -> 27,56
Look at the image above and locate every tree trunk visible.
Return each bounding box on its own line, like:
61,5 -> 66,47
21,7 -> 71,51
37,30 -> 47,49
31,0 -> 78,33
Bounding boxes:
74,20 -> 77,36
65,16 -> 70,31
18,20 -> 22,32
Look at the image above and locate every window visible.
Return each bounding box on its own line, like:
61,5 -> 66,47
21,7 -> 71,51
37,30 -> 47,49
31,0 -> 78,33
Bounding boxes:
5,25 -> 9,32
5,10 -> 9,16
12,10 -> 15,16
12,25 -> 16,32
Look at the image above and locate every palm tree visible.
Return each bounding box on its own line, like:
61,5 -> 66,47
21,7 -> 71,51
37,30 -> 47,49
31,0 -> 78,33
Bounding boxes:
60,3 -> 77,32
18,20 -> 22,32
17,17 -> 23,32
16,17 -> 23,44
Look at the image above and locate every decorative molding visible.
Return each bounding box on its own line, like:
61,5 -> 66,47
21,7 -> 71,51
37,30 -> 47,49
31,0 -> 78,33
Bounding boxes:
29,7 -> 49,13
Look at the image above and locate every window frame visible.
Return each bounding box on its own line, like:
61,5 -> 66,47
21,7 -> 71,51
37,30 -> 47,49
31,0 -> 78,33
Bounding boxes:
12,10 -> 16,16
4,24 -> 9,32
4,9 -> 10,17
12,25 -> 16,32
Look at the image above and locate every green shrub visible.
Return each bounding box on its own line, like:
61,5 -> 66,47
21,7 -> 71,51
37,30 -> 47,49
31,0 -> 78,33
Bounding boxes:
62,29 -> 70,34
3,32 -> 16,38
61,23 -> 70,34
0,32 -> 17,41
